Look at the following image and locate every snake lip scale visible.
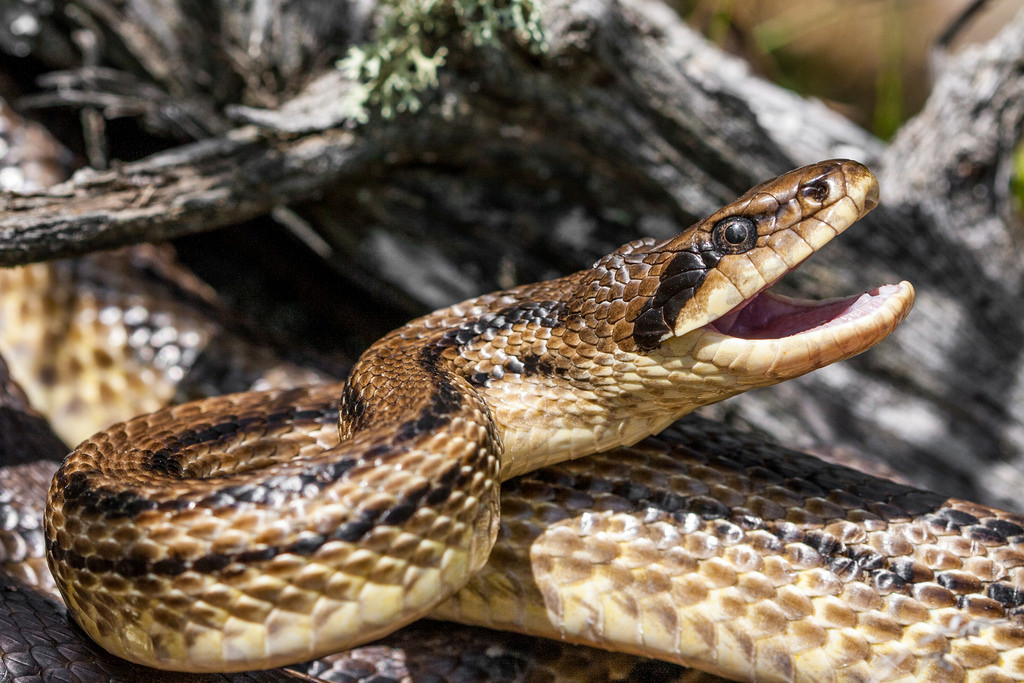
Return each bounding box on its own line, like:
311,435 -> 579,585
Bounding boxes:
45,159 -> 917,673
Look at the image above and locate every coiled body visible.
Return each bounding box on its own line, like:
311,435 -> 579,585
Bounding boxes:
40,159 -> 930,676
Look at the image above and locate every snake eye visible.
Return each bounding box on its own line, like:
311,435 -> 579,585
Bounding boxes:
712,216 -> 757,254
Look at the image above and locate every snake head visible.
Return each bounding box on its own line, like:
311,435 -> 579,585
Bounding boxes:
427,160 -> 913,476
623,159 -> 888,348
609,160 -> 912,388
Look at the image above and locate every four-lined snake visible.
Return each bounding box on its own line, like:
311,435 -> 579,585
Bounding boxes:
5,109 -> 1024,680
42,158 -> 930,675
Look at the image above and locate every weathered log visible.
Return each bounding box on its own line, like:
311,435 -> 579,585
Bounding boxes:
0,1 -> 1022,511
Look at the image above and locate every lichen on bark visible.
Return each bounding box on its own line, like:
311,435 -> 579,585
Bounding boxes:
338,0 -> 547,120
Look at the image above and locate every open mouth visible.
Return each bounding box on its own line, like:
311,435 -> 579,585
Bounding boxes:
710,284 -> 907,340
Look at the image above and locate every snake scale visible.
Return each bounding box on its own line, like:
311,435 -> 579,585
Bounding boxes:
4,102 -> 1024,681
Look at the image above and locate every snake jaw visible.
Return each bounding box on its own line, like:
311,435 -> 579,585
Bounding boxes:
662,160 -> 881,344
710,284 -> 909,340
660,159 -> 916,375
708,280 -> 917,339
647,160 -> 915,383
691,280 -> 915,381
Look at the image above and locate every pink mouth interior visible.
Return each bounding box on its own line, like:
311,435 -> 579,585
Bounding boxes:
709,285 -> 900,339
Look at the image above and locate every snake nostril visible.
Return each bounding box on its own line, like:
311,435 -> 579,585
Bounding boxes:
864,182 -> 880,212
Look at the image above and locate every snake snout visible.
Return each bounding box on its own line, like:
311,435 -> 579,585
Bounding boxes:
863,178 -> 880,212
837,159 -> 879,215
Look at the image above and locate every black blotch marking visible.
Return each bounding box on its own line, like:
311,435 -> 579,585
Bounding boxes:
59,473 -> 162,520
425,465 -> 460,506
471,353 -> 560,388
114,556 -> 148,578
193,554 -> 231,573
632,246 -> 720,351
193,422 -> 239,443
152,557 -> 188,576
380,502 -> 417,526
632,308 -> 671,351
927,507 -> 981,531
984,519 -> 1024,540
285,535 -> 326,556
444,301 -> 567,349
888,557 -> 929,585
831,548 -> 883,579
84,555 -> 112,574
380,481 -> 430,527
334,513 -> 376,543
147,449 -> 183,477
988,582 -> 1024,607
91,490 -> 158,519
936,572 -> 981,593
237,547 -> 276,564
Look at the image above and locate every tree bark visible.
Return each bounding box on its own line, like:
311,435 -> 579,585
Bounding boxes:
1,0 -> 1023,509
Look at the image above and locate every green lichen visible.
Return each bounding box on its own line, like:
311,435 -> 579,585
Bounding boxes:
339,0 -> 547,121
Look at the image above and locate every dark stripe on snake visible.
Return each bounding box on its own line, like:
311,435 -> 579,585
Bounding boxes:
396,364 -> 464,442
140,400 -> 336,478
50,448 -> 462,579
48,504 -> 389,579
630,247 -> 720,351
57,471 -> 158,517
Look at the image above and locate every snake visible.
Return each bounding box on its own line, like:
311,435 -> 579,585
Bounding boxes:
5,99 -> 1022,681
36,155 -> 933,677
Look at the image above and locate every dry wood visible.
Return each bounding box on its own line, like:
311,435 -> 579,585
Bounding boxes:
0,0 -> 1022,510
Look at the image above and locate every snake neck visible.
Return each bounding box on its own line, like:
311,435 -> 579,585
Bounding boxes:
346,275 -> 776,483
346,162 -> 911,481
